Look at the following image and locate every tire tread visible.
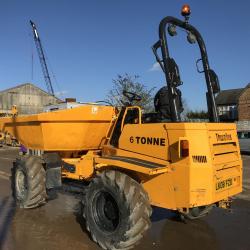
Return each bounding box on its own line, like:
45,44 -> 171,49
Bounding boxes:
83,170 -> 152,250
12,155 -> 47,209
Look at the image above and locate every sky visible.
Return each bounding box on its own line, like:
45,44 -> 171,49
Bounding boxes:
0,0 -> 250,110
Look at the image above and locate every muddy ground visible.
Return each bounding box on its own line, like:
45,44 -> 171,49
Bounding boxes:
0,147 -> 249,250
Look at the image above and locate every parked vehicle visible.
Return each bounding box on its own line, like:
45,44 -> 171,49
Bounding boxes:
238,131 -> 250,153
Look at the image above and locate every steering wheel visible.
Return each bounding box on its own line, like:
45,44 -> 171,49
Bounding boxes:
122,90 -> 142,104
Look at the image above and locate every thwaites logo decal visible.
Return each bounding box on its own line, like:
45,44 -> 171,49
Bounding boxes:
215,133 -> 232,142
129,136 -> 166,146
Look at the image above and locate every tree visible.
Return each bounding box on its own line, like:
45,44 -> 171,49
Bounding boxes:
106,74 -> 155,112
186,110 -> 209,120
180,98 -> 190,120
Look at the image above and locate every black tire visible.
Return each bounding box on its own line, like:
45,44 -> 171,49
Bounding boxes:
11,155 -> 47,208
82,170 -> 152,250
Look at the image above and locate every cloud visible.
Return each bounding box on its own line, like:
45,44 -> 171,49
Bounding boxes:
55,90 -> 68,96
149,62 -> 161,72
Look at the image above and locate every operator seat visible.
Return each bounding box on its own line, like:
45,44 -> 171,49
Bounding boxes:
143,86 -> 183,123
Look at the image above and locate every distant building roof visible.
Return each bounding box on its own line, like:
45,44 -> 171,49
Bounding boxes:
215,88 -> 244,105
0,83 -> 61,101
0,83 -> 50,95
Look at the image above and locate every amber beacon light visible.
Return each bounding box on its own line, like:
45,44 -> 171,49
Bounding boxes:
181,4 -> 191,17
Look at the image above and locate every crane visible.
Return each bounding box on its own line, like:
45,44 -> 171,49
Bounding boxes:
30,20 -> 55,96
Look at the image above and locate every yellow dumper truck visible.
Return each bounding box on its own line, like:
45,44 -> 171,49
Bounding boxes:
0,6 -> 242,250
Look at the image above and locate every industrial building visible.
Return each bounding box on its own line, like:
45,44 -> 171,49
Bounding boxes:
0,83 -> 60,115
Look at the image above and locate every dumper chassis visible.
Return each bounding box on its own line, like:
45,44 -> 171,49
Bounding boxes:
2,5 -> 242,250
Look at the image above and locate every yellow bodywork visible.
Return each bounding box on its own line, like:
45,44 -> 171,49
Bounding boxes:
0,105 -> 116,151
0,106 -> 242,212
0,132 -> 4,142
94,122 -> 242,211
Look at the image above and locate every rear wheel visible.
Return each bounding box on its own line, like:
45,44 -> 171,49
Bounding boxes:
11,155 -> 47,208
82,170 -> 152,250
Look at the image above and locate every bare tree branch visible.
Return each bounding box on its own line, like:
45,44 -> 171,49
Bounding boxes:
106,73 -> 155,112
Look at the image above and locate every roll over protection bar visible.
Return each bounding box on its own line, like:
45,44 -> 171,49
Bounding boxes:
152,16 -> 219,122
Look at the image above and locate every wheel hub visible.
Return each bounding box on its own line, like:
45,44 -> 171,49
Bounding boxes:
93,191 -> 120,233
15,169 -> 27,199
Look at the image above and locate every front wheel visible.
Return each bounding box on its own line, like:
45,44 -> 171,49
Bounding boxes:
11,155 -> 47,208
82,170 -> 152,250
